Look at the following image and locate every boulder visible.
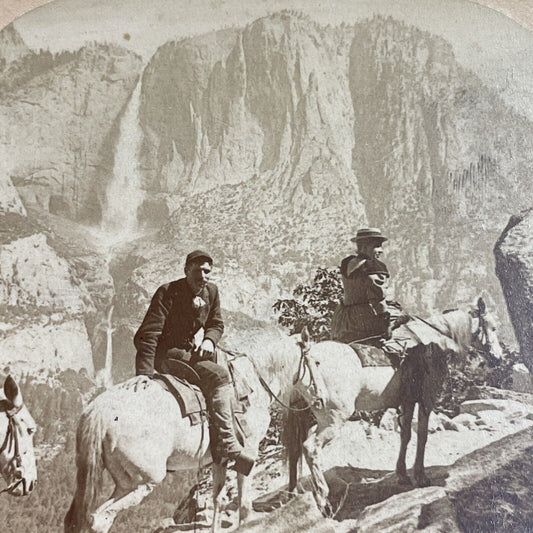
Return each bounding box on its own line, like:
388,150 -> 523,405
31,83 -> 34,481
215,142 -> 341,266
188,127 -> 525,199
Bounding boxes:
450,413 -> 478,430
474,409 -> 508,428
511,363 -> 533,394
494,208 -> 533,364
379,408 -> 400,432
460,399 -> 533,418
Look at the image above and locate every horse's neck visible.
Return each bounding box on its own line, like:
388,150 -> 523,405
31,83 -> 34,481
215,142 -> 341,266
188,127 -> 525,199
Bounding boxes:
230,356 -> 274,405
431,310 -> 472,351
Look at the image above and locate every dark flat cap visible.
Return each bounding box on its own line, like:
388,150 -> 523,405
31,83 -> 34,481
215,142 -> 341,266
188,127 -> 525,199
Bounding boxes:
185,249 -> 213,265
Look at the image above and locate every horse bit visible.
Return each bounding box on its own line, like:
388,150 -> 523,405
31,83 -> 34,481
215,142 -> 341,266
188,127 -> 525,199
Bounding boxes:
0,403 -> 24,495
220,347 -> 317,412
472,308 -> 490,350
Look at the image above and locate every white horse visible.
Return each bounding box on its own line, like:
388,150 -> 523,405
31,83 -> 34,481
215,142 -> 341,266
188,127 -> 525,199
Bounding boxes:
0,375 -> 37,497
284,298 -> 503,515
64,354 -> 272,533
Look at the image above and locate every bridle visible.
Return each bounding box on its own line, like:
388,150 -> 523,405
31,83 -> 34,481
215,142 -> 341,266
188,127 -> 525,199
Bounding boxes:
0,403 -> 24,495
219,347 -> 315,412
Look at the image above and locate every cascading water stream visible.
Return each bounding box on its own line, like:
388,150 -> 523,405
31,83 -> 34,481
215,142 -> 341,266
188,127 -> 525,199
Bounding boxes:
101,78 -> 145,241
95,77 -> 146,387
96,301 -> 115,389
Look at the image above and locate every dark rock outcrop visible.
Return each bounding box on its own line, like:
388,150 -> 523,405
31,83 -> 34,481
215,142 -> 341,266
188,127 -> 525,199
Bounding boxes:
495,208 -> 533,364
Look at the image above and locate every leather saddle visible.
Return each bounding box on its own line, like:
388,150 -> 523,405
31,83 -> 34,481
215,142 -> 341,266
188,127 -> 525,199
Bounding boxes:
155,357 -> 252,439
153,362 -> 206,426
161,358 -> 202,386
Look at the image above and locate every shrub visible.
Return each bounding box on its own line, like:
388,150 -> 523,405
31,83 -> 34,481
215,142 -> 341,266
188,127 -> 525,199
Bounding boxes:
273,267 -> 342,341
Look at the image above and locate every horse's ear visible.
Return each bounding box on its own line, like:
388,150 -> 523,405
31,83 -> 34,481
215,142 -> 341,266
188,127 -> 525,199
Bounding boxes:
477,297 -> 486,316
301,327 -> 310,343
4,375 -> 22,407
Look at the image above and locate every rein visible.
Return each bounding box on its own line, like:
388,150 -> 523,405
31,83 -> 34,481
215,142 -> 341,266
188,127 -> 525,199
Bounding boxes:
218,347 -> 311,412
0,403 -> 23,496
412,309 -> 487,348
411,314 -> 450,338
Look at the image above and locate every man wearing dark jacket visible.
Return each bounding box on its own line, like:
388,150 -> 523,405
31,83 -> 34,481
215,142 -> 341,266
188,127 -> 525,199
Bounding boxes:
134,249 -> 254,475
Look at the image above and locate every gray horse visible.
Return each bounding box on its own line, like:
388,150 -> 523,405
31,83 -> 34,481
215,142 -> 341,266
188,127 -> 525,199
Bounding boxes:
285,298 -> 503,515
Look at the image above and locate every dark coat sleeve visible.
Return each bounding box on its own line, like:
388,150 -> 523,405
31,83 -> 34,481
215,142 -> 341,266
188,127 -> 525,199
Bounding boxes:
134,285 -> 171,376
203,285 -> 224,345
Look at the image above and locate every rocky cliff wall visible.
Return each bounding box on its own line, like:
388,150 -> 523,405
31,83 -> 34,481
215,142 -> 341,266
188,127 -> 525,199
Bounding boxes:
136,13 -> 533,322
0,11 -> 531,375
0,42 -> 143,222
0,23 -> 30,68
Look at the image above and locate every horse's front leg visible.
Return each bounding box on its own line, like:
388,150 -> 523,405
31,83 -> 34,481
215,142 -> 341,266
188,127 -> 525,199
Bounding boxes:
211,462 -> 226,533
90,483 -> 156,533
302,423 -> 338,517
413,406 -> 431,487
396,402 -> 415,485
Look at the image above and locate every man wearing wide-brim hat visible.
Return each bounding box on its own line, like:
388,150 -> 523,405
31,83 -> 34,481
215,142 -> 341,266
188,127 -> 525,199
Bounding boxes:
331,228 -> 404,344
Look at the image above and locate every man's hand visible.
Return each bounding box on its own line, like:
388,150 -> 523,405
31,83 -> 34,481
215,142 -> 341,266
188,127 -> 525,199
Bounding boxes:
129,374 -> 151,392
199,338 -> 216,361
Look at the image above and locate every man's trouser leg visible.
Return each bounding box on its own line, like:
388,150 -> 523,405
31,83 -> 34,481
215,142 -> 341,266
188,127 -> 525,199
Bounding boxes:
193,360 -> 255,476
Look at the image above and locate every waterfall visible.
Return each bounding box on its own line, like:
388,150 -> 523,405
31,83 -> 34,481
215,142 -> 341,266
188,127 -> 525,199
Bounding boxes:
92,78 -> 146,389
101,79 -> 145,241
96,303 -> 115,389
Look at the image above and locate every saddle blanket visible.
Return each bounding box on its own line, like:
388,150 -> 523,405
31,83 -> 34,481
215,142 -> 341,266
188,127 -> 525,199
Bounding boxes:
153,371 -> 251,438
348,342 -> 392,367
153,374 -> 206,425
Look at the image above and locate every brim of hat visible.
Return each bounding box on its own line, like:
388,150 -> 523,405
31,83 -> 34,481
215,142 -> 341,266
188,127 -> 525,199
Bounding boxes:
350,236 -> 388,243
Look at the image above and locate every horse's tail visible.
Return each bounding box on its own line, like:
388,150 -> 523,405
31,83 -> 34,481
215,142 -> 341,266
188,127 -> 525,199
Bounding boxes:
283,390 -> 314,493
64,403 -> 106,533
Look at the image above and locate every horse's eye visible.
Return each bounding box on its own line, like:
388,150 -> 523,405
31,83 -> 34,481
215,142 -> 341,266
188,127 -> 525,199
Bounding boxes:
315,361 -> 320,367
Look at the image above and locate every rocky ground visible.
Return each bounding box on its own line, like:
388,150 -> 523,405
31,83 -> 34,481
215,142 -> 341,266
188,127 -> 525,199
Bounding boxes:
154,386 -> 533,533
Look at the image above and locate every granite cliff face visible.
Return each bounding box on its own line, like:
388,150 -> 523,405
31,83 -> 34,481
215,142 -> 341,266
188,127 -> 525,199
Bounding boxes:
495,209 -> 533,366
1,11 -> 532,376
0,23 -> 30,68
133,13 -> 533,324
0,41 -> 143,222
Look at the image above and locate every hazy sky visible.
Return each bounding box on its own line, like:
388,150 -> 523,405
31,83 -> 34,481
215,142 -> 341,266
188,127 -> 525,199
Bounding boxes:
9,0 -> 533,120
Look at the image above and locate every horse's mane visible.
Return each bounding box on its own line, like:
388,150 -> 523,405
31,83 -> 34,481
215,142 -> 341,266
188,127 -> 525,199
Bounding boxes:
427,308 -> 472,354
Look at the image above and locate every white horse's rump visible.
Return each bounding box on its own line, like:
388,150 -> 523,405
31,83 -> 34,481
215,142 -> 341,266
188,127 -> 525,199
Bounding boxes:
285,298 -> 503,515
65,356 -> 271,533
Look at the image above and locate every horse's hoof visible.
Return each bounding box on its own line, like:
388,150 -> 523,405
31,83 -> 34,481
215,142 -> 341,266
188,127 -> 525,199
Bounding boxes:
397,474 -> 413,486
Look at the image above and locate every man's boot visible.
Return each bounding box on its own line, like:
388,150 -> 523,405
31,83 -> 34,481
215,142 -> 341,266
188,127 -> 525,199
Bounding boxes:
209,383 -> 255,476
